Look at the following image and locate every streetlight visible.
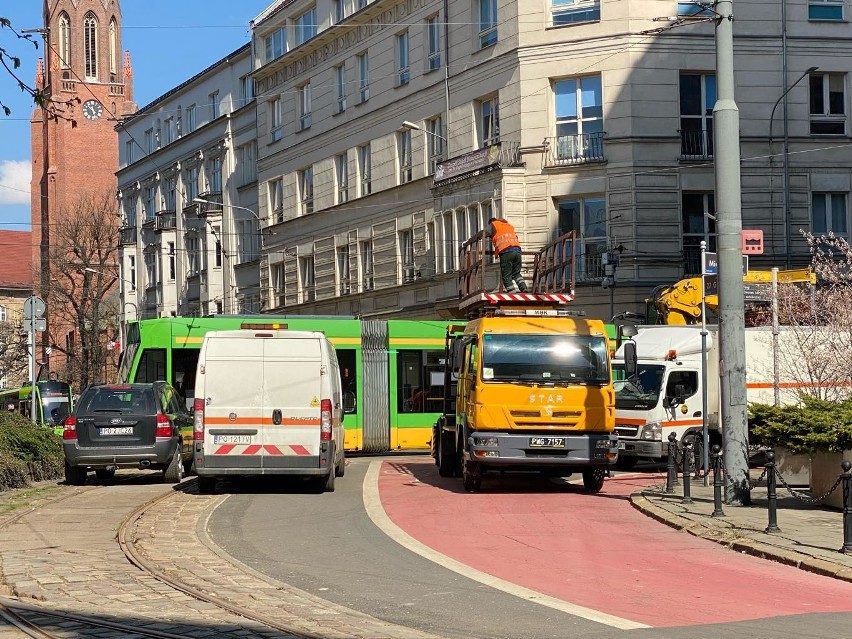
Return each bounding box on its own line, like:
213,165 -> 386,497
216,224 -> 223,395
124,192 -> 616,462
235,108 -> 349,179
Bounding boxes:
193,197 -> 261,221
768,66 -> 818,269
193,198 -> 263,314
402,120 -> 448,143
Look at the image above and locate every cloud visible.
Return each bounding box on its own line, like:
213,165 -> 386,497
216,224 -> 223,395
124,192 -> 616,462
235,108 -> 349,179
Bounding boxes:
0,160 -> 31,205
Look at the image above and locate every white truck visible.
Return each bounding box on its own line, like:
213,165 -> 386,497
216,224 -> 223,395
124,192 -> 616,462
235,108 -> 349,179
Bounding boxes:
610,325 -> 794,467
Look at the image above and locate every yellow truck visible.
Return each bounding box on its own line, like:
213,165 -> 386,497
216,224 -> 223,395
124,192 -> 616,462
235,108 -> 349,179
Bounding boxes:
431,230 -> 621,492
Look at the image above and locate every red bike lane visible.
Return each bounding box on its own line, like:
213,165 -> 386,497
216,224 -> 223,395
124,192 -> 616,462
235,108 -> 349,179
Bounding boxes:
377,459 -> 852,628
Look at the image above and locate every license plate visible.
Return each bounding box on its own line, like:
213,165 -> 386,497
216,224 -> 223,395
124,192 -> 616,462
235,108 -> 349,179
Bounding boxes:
100,427 -> 133,436
618,442 -> 626,450
529,437 -> 565,448
213,435 -> 252,444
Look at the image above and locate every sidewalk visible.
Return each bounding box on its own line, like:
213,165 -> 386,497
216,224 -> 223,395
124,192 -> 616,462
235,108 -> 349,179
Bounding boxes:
630,473 -> 852,583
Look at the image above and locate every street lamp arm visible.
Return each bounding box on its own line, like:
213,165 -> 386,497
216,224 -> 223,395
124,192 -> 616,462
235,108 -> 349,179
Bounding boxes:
768,66 -> 818,147
401,120 -> 447,143
193,197 -> 261,221
83,267 -> 135,290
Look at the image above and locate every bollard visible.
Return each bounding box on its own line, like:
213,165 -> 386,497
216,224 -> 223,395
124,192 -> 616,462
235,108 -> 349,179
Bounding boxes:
711,444 -> 725,517
765,450 -> 780,533
681,440 -> 693,504
841,461 -> 852,553
665,432 -> 677,493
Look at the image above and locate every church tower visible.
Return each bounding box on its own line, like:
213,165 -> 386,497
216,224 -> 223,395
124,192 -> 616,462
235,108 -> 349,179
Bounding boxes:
30,0 -> 137,375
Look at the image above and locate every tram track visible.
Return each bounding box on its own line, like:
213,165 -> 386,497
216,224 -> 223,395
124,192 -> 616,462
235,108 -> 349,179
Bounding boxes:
0,479 -> 313,639
0,598 -> 203,639
117,479 -> 325,639
0,472 -> 439,639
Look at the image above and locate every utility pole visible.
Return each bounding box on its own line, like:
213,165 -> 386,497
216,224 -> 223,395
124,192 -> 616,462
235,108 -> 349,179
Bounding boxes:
714,0 -> 750,505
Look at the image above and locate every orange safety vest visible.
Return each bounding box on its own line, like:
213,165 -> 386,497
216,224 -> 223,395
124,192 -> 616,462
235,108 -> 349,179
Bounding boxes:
490,219 -> 521,255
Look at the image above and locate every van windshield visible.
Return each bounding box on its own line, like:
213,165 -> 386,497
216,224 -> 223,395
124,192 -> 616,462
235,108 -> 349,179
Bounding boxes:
612,364 -> 665,409
481,334 -> 609,385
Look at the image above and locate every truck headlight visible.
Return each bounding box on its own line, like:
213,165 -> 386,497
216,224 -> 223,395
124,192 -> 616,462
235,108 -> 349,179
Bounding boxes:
474,436 -> 499,446
641,422 -> 663,441
596,439 -> 614,449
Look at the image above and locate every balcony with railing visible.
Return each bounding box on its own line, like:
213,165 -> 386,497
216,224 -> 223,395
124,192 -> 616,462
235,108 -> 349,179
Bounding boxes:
544,132 -> 605,167
680,129 -> 713,160
196,192 -> 223,217
154,209 -> 176,232
119,226 -> 137,245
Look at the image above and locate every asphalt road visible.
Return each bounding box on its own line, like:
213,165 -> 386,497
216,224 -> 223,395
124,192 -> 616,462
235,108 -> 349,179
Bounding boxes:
207,457 -> 611,639
207,456 -> 852,639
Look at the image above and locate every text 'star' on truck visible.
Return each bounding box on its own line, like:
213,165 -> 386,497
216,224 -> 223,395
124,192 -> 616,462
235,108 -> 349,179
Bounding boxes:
431,230 -> 624,492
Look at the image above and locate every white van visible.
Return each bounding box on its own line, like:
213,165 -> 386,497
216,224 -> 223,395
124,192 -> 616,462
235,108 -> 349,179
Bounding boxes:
192,329 -> 345,493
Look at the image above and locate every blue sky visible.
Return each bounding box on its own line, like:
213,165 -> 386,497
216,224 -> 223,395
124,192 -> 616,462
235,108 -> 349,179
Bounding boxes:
0,1 -> 273,231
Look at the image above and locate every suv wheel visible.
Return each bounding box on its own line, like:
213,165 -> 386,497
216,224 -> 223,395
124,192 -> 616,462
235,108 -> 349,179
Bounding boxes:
65,462 -> 87,486
163,446 -> 184,484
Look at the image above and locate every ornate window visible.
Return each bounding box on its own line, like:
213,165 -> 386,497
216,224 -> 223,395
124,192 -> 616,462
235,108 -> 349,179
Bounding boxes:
84,13 -> 98,80
58,13 -> 70,68
109,19 -> 118,80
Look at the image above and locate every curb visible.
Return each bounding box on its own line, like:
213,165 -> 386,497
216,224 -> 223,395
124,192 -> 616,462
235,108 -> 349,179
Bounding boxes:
630,492 -> 852,585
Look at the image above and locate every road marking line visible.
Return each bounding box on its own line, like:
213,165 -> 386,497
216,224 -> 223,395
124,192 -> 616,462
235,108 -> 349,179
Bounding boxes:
362,461 -> 649,630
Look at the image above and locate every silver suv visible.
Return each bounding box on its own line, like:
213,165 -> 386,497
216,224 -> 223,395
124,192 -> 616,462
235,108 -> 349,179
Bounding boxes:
62,382 -> 193,485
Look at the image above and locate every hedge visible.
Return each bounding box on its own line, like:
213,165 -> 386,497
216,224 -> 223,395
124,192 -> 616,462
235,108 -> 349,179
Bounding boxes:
0,411 -> 65,492
749,396 -> 852,456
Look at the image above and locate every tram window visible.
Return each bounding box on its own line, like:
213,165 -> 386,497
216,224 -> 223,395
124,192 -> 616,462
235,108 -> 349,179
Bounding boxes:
336,348 -> 357,413
135,348 -> 166,384
397,349 -> 443,413
171,348 -> 200,403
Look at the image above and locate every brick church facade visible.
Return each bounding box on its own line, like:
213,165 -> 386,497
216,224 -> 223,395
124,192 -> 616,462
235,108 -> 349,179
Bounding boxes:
30,0 -> 136,378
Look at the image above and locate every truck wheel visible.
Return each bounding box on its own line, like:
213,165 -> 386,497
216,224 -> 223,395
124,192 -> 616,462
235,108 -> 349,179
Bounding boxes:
462,460 -> 482,492
335,450 -> 346,477
65,462 -> 87,486
437,431 -> 455,478
163,447 -> 184,484
183,457 -> 195,476
197,476 -> 216,494
582,468 -> 606,493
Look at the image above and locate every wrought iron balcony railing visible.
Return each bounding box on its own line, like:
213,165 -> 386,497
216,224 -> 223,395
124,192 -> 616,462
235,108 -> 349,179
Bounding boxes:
155,210 -> 176,232
119,227 -> 137,245
545,132 -> 605,167
680,129 -> 713,160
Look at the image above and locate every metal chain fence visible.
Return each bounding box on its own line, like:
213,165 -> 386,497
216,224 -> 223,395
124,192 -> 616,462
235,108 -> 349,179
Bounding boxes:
773,466 -> 843,504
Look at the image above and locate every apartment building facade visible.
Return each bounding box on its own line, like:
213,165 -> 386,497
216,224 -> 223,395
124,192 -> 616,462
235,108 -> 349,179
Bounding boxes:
248,0 -> 852,320
116,45 -> 260,321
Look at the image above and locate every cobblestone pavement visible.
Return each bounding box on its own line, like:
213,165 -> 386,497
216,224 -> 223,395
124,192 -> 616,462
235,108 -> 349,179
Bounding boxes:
0,478 -> 439,639
631,474 -> 852,583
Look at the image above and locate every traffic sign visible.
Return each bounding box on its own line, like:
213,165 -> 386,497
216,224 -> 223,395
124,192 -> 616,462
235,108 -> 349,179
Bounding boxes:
23,296 -> 46,320
702,252 -> 748,277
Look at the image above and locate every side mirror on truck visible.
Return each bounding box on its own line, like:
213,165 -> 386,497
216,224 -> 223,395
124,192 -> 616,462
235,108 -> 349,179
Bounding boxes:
665,383 -> 687,408
622,340 -> 638,377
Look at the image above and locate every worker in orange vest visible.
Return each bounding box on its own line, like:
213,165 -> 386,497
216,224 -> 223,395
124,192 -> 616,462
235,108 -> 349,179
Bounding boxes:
482,217 -> 528,293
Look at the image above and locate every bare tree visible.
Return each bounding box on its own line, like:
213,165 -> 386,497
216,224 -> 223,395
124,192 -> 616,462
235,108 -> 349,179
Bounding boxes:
46,191 -> 120,389
0,317 -> 28,387
1,17 -> 78,119
761,232 -> 852,402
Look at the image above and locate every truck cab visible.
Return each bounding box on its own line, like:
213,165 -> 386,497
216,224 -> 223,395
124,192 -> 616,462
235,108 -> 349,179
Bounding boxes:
433,307 -> 618,492
612,326 -> 719,465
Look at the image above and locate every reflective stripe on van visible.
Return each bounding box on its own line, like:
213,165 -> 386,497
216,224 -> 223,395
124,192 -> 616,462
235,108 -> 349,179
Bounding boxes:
212,444 -> 312,455
205,417 -> 321,426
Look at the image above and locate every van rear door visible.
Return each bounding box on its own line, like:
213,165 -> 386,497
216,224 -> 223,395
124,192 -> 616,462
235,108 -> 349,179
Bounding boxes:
202,334 -> 265,471
262,335 -> 323,472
